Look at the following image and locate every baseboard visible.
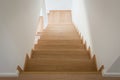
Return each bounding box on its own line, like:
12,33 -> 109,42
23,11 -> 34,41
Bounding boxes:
103,72 -> 120,77
0,72 -> 18,77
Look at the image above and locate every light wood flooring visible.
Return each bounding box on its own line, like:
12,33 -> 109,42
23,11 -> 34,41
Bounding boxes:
1,76 -> 120,80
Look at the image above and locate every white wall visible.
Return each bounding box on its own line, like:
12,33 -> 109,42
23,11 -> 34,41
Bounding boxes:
37,0 -> 48,33
42,0 -> 48,28
72,0 -> 120,76
0,0 -> 41,76
72,0 -> 93,55
46,0 -> 72,11
108,56 -> 120,73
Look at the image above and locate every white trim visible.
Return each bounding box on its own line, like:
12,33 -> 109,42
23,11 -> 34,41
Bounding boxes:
103,72 -> 120,77
0,73 -> 18,77
102,67 -> 120,77
0,71 -> 18,77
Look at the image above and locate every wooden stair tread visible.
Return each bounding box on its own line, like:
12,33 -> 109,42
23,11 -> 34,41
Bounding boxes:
38,40 -> 82,44
33,49 -> 86,51
34,45 -> 85,50
32,49 -> 87,53
37,41 -> 83,46
27,59 -> 94,64
19,72 -> 102,80
21,72 -> 100,74
31,50 -> 89,59
25,66 -> 97,72
25,60 -> 97,72
40,35 -> 80,37
28,58 -> 92,62
40,37 -> 81,40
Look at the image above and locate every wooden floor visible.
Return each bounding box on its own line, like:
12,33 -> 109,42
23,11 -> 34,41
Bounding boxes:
1,76 -> 120,80
0,77 -> 17,80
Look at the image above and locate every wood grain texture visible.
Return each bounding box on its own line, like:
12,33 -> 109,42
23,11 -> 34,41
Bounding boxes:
19,10 -> 97,79
18,10 -> 120,80
0,77 -> 17,80
19,72 -> 102,80
24,10 -> 97,72
48,10 -> 72,24
1,76 -> 120,80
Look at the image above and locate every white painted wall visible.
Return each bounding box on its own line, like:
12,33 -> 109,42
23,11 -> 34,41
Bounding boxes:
37,0 -> 48,33
72,0 -> 93,55
72,0 -> 120,76
42,0 -> 48,28
0,0 -> 41,76
108,56 -> 120,73
46,0 -> 72,11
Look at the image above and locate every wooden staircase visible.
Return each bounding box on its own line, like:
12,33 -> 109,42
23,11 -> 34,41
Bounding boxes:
18,11 -> 103,80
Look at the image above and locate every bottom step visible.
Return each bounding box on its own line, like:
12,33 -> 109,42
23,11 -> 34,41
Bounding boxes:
19,72 -> 103,80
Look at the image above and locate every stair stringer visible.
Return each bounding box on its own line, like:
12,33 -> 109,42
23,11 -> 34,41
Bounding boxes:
73,24 -> 104,74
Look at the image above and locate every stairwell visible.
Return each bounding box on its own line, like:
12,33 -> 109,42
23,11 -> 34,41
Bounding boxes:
18,10 -> 103,80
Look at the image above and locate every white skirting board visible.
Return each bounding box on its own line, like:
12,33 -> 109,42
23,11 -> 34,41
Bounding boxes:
0,71 -> 18,77
0,72 -> 120,77
103,72 -> 120,77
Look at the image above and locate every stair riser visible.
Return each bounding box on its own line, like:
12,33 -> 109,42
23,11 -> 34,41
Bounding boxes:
31,55 -> 89,59
38,41 -> 82,45
42,29 -> 77,32
25,68 -> 96,72
32,51 -> 87,53
32,50 -> 89,58
40,38 -> 81,40
36,43 -> 82,45
27,60 -> 94,66
34,45 -> 85,49
41,32 -> 78,34
25,64 -> 96,71
37,43 -> 82,45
